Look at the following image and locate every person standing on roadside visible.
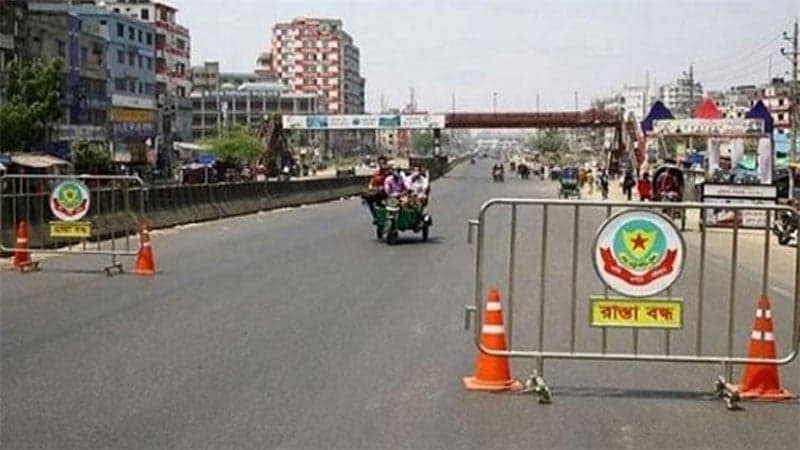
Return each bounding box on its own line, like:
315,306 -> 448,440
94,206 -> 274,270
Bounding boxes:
622,169 -> 635,201
637,172 -> 652,201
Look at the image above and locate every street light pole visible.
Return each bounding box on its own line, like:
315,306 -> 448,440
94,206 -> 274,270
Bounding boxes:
781,19 -> 798,198
492,92 -> 497,114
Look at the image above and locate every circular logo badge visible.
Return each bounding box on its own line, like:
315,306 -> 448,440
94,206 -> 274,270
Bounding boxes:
50,180 -> 91,222
593,210 -> 685,297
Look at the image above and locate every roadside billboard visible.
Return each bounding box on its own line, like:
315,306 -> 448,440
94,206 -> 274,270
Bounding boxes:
282,114 -> 446,130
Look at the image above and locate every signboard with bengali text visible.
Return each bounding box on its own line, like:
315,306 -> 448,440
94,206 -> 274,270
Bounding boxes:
49,221 -> 92,238
652,118 -> 764,137
590,297 -> 683,329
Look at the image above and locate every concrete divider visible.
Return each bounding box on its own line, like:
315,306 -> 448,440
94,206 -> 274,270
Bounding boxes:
1,157 -> 470,252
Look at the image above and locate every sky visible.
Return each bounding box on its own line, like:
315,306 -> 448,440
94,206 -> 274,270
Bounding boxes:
169,0 -> 799,113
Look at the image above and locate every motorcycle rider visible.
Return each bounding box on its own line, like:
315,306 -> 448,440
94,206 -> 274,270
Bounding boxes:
362,156 -> 391,216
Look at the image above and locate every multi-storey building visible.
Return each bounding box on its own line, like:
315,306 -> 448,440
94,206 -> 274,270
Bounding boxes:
267,17 -> 365,114
29,2 -> 157,163
761,79 -> 794,135
659,75 -> 703,118
191,60 -> 274,94
0,0 -> 27,107
190,82 -> 323,141
110,0 -> 191,142
23,5 -> 110,157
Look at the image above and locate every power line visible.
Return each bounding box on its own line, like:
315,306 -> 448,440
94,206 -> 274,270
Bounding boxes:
697,35 -> 782,76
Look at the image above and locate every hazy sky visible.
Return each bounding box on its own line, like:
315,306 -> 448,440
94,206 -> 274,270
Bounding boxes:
170,0 -> 798,113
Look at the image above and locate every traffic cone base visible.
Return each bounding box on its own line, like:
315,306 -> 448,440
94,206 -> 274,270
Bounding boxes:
463,376 -> 522,392
737,295 -> 793,401
737,385 -> 794,400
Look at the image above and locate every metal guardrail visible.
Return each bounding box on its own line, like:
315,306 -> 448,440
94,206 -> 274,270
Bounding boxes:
1,174 -> 146,274
466,198 -> 800,407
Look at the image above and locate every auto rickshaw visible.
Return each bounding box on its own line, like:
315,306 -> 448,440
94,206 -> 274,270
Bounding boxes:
558,167 -> 581,198
370,196 -> 432,245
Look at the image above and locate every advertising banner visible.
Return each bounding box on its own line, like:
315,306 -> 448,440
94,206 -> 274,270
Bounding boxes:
702,184 -> 777,229
282,114 -> 446,130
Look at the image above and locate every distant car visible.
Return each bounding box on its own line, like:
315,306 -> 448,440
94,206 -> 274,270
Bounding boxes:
336,166 -> 356,177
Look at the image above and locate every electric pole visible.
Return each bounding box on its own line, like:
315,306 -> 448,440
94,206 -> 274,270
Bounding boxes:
536,92 -> 540,112
452,94 -> 456,113
781,19 -> 798,198
683,64 -> 695,117
493,92 -> 498,114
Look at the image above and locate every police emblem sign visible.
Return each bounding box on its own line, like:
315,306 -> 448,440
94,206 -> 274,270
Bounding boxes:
50,180 -> 91,222
593,210 -> 685,298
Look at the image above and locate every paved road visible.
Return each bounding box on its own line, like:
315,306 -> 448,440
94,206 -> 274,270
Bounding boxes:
2,160 -> 798,449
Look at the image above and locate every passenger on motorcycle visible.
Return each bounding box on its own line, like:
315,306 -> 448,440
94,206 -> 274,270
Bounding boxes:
405,167 -> 430,208
384,167 -> 407,198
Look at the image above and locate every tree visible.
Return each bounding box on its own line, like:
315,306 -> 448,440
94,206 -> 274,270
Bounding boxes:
70,140 -> 112,174
412,131 -> 449,154
0,58 -> 65,151
529,129 -> 568,154
205,125 -> 262,165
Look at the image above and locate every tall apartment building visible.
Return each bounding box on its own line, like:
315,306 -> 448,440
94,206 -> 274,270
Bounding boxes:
659,75 -> 703,118
267,17 -> 365,114
21,5 -> 110,157
110,0 -> 192,142
28,2 -> 157,163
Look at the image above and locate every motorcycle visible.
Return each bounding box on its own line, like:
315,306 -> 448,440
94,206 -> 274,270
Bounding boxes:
492,166 -> 504,182
772,209 -> 798,246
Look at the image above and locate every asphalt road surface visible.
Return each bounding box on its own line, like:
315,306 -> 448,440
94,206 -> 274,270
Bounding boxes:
2,159 -> 798,449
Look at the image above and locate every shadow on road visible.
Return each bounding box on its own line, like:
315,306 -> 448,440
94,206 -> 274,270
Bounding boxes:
551,386 -> 800,406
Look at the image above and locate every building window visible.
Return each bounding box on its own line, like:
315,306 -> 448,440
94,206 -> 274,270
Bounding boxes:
129,80 -> 136,92
138,55 -> 143,67
138,82 -> 144,94
141,9 -> 149,20
56,40 -> 65,57
81,46 -> 87,66
116,23 -> 124,37
176,38 -> 186,50
128,26 -> 135,40
145,83 -> 155,95
113,8 -> 119,13
114,77 -> 126,91
321,64 -> 328,73
138,29 -> 143,42
117,50 -> 125,63
146,57 -> 152,70
146,33 -> 152,45
129,52 -> 135,66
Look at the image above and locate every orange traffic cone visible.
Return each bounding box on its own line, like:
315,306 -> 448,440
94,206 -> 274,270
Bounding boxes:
133,225 -> 155,275
463,288 -> 520,391
737,295 -> 793,400
12,221 -> 38,272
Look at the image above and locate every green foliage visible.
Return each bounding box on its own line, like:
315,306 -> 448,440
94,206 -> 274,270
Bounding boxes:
0,59 -> 65,151
412,131 -> 449,154
529,129 -> 568,154
70,140 -> 111,173
205,125 -> 263,164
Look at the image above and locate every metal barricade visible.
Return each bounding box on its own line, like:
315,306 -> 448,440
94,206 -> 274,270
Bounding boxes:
465,199 -> 800,408
1,174 -> 146,274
